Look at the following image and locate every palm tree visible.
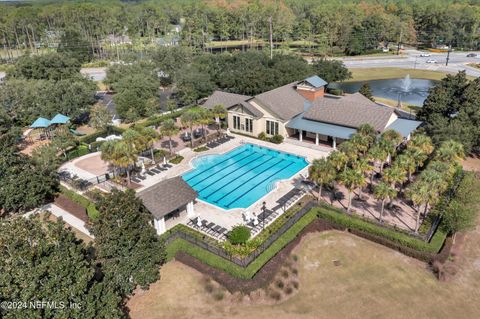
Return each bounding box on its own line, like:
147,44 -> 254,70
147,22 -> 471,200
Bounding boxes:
195,107 -> 211,142
405,148 -> 428,174
138,127 -> 159,163
435,140 -> 465,163
309,158 -> 336,202
100,140 -> 119,176
338,141 -> 358,165
160,119 -> 180,155
113,140 -> 138,185
396,154 -> 416,182
357,123 -> 377,144
181,108 -> 201,148
328,150 -> 348,172
211,104 -> 227,136
368,143 -> 388,175
383,164 -> 407,191
339,167 -> 364,213
352,158 -> 373,198
408,134 -> 434,156
406,181 -> 431,233
379,129 -> 402,164
374,182 -> 397,222
350,133 -> 370,156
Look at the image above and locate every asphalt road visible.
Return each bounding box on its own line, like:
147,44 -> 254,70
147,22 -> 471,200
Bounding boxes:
340,49 -> 480,77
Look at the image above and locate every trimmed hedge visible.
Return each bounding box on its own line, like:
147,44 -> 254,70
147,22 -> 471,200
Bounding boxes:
59,186 -> 100,220
315,206 -> 446,254
170,155 -> 184,164
135,110 -> 185,129
166,208 -> 318,279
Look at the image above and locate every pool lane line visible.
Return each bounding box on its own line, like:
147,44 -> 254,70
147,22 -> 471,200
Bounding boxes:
190,152 -> 266,189
198,154 -> 275,195
184,148 -> 251,182
223,161 -> 295,208
211,159 -> 288,204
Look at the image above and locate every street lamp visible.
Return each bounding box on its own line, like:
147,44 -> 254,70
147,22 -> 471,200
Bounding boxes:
262,201 -> 266,231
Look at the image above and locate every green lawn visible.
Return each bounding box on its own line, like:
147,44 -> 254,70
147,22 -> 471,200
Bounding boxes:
348,67 -> 475,82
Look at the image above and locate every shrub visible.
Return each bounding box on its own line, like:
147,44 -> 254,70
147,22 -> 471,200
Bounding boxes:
194,146 -> 209,152
315,205 -> 446,254
227,226 -> 251,245
170,155 -> 184,164
326,88 -> 343,96
60,186 -> 100,220
269,134 -> 284,144
275,280 -> 284,289
258,132 -> 267,141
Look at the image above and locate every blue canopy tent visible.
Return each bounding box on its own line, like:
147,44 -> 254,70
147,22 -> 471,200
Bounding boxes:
30,117 -> 51,128
49,113 -> 70,125
29,117 -> 52,140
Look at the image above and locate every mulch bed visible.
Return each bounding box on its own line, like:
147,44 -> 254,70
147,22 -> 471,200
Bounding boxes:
175,218 -> 337,294
54,195 -> 88,222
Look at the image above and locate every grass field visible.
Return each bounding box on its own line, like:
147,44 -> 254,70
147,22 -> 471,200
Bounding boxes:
373,96 -> 421,113
128,223 -> 480,319
348,67 -> 474,82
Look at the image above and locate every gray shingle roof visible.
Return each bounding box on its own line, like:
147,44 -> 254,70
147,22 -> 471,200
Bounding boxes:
202,91 -> 251,109
137,176 -> 198,219
303,93 -> 395,131
239,101 -> 264,118
254,81 -> 305,121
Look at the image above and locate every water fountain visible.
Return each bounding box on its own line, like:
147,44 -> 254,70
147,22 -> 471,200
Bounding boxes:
397,74 -> 412,108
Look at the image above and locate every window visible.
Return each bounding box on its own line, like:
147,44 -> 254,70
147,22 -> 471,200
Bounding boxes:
233,115 -> 240,130
245,118 -> 253,133
266,120 -> 279,135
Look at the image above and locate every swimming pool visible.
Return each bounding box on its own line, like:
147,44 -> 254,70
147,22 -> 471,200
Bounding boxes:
182,144 -> 308,210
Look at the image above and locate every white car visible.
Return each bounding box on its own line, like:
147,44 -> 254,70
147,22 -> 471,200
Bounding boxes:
420,53 -> 431,57
426,59 -> 437,64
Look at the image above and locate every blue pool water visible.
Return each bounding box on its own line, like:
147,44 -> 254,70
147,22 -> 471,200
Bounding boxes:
182,144 -> 308,210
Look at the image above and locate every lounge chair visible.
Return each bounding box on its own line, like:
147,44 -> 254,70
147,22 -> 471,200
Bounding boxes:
131,177 -> 141,183
145,170 -> 155,176
155,164 -> 167,171
150,168 -> 161,174
137,175 -> 146,180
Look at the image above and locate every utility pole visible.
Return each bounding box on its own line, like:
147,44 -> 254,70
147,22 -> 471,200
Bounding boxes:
446,44 -> 451,66
268,16 -> 273,60
397,28 -> 403,55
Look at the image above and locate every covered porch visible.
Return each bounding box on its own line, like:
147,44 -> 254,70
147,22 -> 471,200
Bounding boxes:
286,116 -> 356,149
138,176 -> 198,235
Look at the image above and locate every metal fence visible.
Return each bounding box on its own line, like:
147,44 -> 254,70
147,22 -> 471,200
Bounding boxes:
163,201 -> 316,268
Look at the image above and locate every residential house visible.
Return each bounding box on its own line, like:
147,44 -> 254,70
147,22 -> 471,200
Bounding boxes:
202,76 -> 422,148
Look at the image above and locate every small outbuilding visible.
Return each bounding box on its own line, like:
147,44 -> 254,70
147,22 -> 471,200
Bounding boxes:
137,176 -> 198,235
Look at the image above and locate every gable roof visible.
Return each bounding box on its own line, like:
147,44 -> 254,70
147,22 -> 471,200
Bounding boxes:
202,91 -> 251,109
303,93 -> 395,131
254,81 -> 306,121
385,118 -> 422,138
137,176 -> 198,219
302,75 -> 328,88
238,101 -> 264,118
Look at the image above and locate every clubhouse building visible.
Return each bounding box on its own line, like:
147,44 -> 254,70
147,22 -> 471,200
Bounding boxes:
203,76 -> 421,148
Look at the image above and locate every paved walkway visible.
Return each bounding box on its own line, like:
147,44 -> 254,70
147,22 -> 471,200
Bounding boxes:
26,203 -> 94,238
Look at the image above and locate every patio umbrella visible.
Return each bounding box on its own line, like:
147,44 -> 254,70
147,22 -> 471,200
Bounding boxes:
141,162 -> 146,174
196,217 -> 202,227
163,157 -> 167,165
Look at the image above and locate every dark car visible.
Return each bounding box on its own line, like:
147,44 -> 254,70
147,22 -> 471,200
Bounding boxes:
467,53 -> 477,57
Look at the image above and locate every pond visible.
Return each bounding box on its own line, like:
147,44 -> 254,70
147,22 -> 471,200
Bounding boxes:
329,76 -> 437,106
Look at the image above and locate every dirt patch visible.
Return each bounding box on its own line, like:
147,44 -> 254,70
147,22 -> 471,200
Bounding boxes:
462,155 -> 480,173
54,195 -> 88,222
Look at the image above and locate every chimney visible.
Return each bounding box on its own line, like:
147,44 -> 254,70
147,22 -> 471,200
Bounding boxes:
296,83 -> 325,101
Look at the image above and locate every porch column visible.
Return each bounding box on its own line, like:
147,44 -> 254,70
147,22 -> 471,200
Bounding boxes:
315,133 -> 319,145
186,201 -> 195,218
154,217 -> 166,235
299,130 -> 303,142
332,137 -> 337,149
